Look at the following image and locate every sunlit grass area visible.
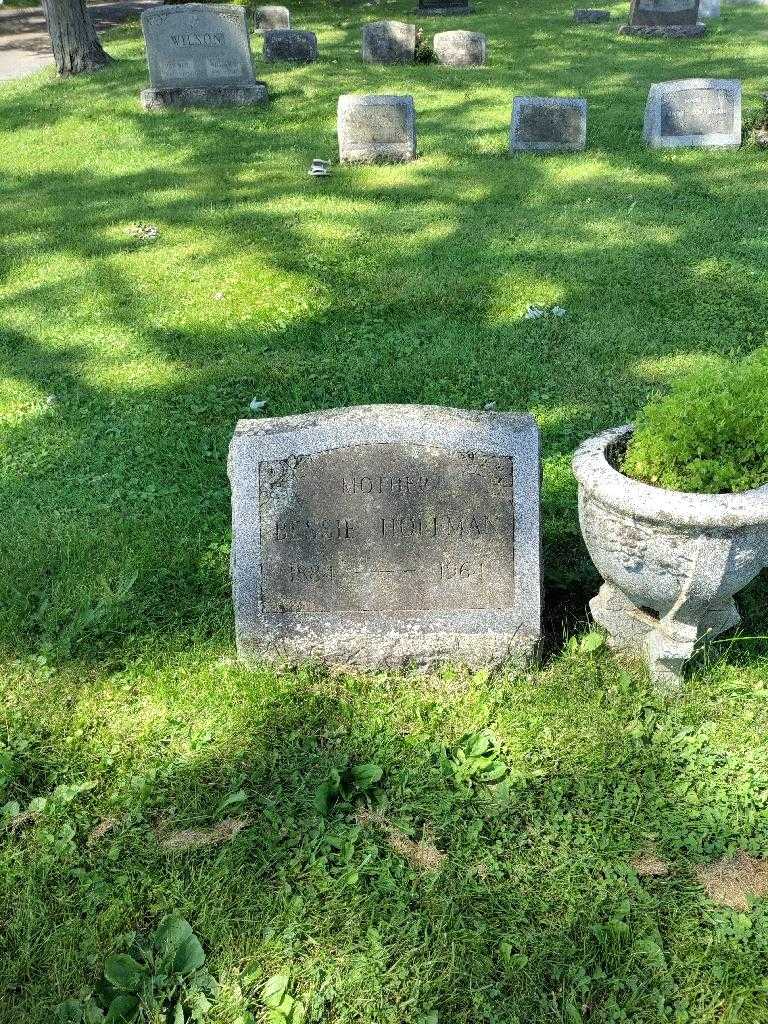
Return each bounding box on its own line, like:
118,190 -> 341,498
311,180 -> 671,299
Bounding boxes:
2,1 -> 768,1020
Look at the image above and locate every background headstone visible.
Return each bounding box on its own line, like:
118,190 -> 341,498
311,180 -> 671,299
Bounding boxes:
140,4 -> 267,109
433,30 -> 486,66
254,5 -> 290,32
574,8 -> 611,20
510,96 -> 587,154
418,0 -> 472,13
361,20 -> 416,64
621,0 -> 705,35
263,29 -> 317,61
337,94 -> 416,163
644,78 -> 741,148
229,405 -> 542,668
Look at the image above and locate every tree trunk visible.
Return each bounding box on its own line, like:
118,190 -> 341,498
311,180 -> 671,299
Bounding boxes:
41,0 -> 114,76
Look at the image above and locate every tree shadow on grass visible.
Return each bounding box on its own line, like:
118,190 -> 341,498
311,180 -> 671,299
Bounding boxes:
3,662 -> 768,1021
2,4 -> 768,664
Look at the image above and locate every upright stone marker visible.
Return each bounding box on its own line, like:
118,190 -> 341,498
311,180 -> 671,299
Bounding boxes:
433,30 -> 486,66
140,4 -> 267,110
338,94 -> 416,163
254,4 -> 290,32
361,20 -> 416,64
644,79 -> 741,148
620,0 -> 705,36
229,405 -> 542,668
263,29 -> 317,62
510,97 -> 587,154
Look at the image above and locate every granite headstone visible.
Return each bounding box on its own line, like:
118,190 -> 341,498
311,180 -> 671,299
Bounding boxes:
229,405 -> 542,668
698,0 -> 720,17
510,96 -> 587,154
263,28 -> 317,61
433,30 -> 486,66
574,8 -> 611,20
337,94 -> 416,163
644,79 -> 741,148
418,0 -> 472,13
140,4 -> 267,110
254,4 -> 290,32
621,0 -> 705,35
361,20 -> 417,64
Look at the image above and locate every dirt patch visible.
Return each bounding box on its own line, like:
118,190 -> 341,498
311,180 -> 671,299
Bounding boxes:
158,817 -> 250,852
695,851 -> 768,911
631,852 -> 671,877
356,810 -> 446,872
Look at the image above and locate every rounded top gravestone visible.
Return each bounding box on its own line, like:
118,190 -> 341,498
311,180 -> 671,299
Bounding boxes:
228,404 -> 542,669
254,5 -> 290,32
361,20 -> 417,64
433,30 -> 487,66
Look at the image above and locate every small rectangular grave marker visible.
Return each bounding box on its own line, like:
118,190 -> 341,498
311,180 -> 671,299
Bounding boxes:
337,94 -> 416,163
510,96 -> 587,154
574,8 -> 610,20
229,405 -> 541,668
263,29 -> 317,62
433,30 -> 486,66
254,4 -> 290,32
140,4 -> 267,109
418,0 -> 472,13
644,78 -> 741,148
361,20 -> 416,64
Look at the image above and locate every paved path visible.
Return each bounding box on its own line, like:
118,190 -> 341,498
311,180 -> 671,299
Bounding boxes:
0,0 -> 158,82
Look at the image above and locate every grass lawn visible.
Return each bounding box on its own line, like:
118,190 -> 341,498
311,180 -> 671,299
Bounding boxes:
3,1 -> 768,1020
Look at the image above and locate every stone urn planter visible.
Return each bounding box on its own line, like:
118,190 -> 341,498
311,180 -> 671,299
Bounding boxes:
572,425 -> 768,685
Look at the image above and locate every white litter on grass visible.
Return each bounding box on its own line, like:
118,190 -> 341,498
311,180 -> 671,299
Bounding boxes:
524,304 -> 568,319
483,402 -> 497,411
249,398 -> 268,413
309,159 -> 331,177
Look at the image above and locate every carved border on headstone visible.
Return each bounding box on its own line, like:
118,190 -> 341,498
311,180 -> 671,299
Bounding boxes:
228,405 -> 542,668
510,96 -> 588,154
643,78 -> 741,149
337,94 -> 417,164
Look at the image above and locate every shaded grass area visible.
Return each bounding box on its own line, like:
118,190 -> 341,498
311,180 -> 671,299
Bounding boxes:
2,1 -> 768,1020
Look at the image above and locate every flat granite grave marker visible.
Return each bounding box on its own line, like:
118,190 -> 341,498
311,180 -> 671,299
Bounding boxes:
574,8 -> 611,20
263,28 -> 317,61
433,30 -> 486,66
510,96 -> 587,154
644,78 -> 741,148
229,405 -> 542,668
418,0 -> 472,13
254,4 -> 290,32
140,4 -> 267,110
337,94 -> 416,163
620,0 -> 705,36
361,20 -> 417,64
